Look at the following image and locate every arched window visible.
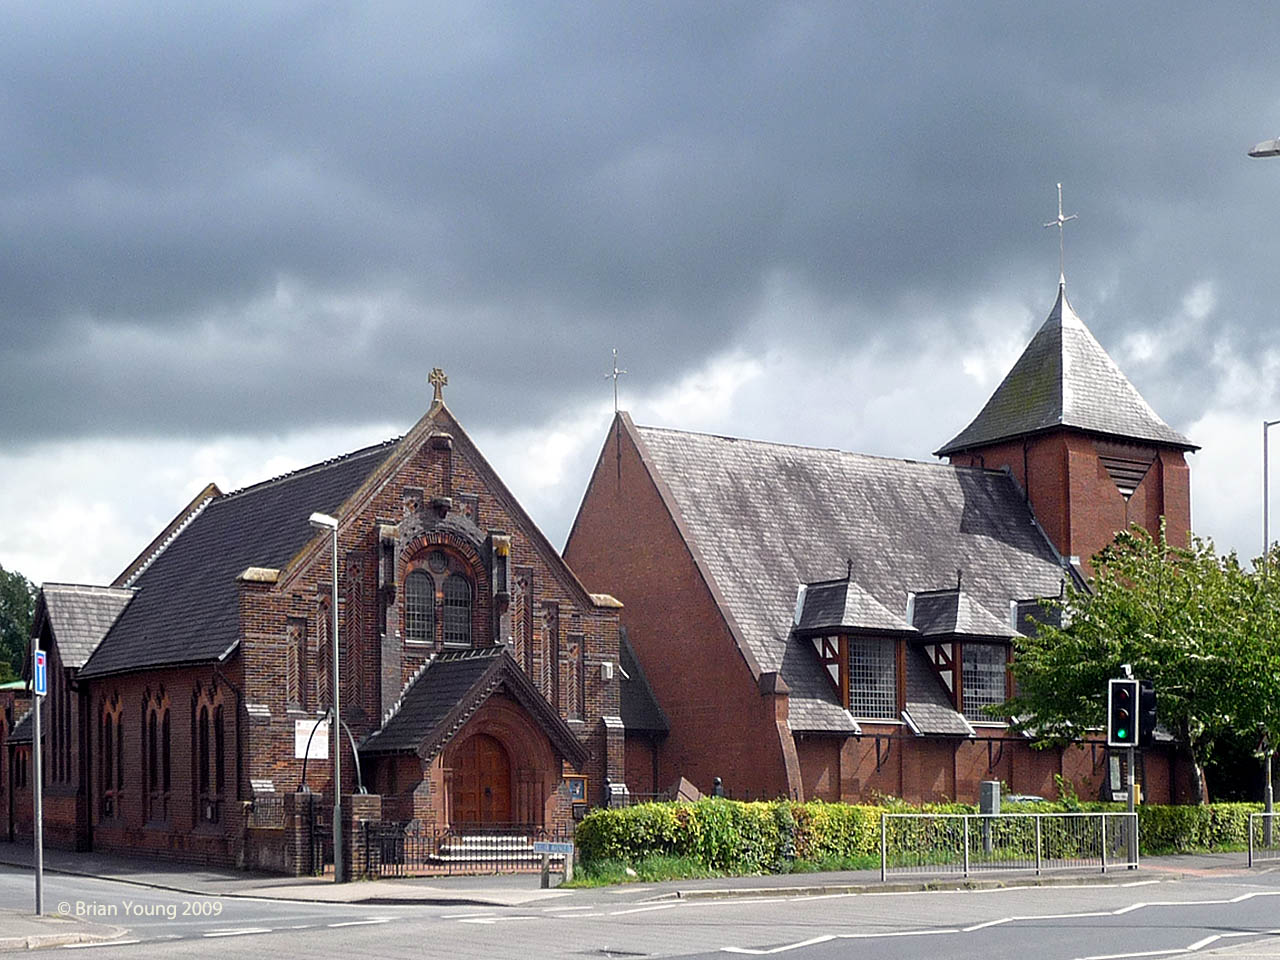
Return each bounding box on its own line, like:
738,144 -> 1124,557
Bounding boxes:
405,570 -> 435,643
443,574 -> 472,646
162,710 -> 171,799
148,712 -> 158,798
144,696 -> 172,824
101,713 -> 114,816
197,695 -> 224,825
214,705 -> 225,798
198,706 -> 210,797
99,698 -> 124,820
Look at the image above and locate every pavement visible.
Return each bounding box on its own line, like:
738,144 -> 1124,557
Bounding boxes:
0,840 -> 1268,909
0,910 -> 126,951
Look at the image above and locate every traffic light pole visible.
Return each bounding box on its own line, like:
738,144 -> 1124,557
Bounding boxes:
1127,745 -> 1137,868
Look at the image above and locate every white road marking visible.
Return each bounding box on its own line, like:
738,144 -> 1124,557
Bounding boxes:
1121,880 -> 1164,887
62,942 -> 142,949
441,912 -> 491,919
609,903 -> 682,915
542,905 -> 596,911
962,917 -> 1011,931
327,918 -> 392,927
203,927 -> 273,938
722,935 -> 836,955
458,916 -> 540,925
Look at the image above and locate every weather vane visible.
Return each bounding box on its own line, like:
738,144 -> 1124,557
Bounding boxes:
604,348 -> 627,413
1042,182 -> 1078,284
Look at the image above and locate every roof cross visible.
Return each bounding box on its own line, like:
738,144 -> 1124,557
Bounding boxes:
428,367 -> 448,405
604,348 -> 627,413
1042,182 -> 1078,285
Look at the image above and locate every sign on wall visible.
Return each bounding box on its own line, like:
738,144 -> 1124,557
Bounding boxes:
295,718 -> 330,760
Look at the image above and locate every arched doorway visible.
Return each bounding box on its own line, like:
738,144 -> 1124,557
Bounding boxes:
451,733 -> 512,826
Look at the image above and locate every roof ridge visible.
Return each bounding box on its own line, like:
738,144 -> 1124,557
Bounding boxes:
42,582 -> 135,593
635,422 -> 1011,473
123,490 -> 218,588
216,437 -> 402,503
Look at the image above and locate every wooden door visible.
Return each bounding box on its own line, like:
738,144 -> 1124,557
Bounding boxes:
452,734 -> 512,826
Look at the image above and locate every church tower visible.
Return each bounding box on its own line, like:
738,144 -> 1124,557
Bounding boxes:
935,280 -> 1197,573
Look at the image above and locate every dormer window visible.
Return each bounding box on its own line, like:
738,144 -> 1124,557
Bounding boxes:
847,637 -> 898,719
960,643 -> 1008,721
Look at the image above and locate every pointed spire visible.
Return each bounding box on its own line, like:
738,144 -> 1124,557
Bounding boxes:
935,284 -> 1196,456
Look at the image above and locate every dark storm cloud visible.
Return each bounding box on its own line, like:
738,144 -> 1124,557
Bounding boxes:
2,1 -> 1278,444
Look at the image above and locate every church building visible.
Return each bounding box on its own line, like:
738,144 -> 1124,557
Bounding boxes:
2,375 -> 635,870
564,280 -> 1198,806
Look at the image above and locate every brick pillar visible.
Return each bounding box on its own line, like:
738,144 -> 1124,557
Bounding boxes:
341,793 -> 382,880
283,792 -> 309,877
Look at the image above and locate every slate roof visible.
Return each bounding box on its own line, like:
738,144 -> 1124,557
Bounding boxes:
936,284 -> 1196,456
8,707 -> 35,744
39,584 -> 136,668
631,422 -> 1071,735
619,630 -> 669,735
361,647 -> 588,766
79,440 -> 398,679
903,649 -> 975,737
795,578 -> 915,635
911,588 -> 1019,639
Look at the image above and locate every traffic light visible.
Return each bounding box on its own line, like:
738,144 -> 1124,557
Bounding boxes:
1108,678 -> 1140,748
1138,680 -> 1157,748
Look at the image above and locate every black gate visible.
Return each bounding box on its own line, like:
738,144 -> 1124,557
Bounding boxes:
304,793 -> 333,876
362,822 -> 573,878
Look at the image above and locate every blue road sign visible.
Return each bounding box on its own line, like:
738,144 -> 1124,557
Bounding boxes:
33,650 -> 47,697
532,841 -> 574,855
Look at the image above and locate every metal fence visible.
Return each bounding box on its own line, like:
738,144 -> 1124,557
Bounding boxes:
361,822 -> 574,878
880,812 -> 1139,880
247,795 -> 286,829
1249,813 -> 1279,866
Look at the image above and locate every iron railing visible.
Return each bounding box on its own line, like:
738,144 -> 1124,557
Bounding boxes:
248,795 -> 286,829
1249,813 -> 1279,866
361,821 -> 574,878
880,812 -> 1139,880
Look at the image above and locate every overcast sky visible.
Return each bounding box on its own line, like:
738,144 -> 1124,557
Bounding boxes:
3,2 -> 1280,586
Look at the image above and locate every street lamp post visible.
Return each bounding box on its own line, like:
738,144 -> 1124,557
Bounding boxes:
308,511 -> 343,883
1263,421 -> 1280,840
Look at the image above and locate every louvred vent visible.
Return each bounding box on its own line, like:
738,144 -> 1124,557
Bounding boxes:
1096,441 -> 1156,500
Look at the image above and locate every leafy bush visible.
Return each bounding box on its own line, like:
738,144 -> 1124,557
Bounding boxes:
575,797 -> 1264,879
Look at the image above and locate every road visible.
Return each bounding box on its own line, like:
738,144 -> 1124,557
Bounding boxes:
2,863 -> 1279,958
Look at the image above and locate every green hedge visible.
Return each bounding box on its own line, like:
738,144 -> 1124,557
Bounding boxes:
574,798 -> 1263,874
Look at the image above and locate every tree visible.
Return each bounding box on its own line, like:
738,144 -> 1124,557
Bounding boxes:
998,522 -> 1255,803
0,564 -> 36,682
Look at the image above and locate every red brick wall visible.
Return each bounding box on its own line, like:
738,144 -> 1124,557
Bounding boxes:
234,407 -> 621,836
949,431 -> 1191,574
564,417 -> 795,800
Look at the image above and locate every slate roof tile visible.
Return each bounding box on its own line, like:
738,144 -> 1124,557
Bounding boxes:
619,630 -> 669,734
40,583 -> 136,668
633,423 -> 1069,735
79,440 -> 398,679
911,588 -> 1019,639
937,284 -> 1195,455
796,579 -> 914,634
361,647 -> 588,765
